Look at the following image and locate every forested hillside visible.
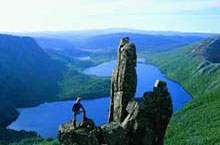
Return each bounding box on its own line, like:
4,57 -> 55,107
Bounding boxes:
0,34 -> 65,126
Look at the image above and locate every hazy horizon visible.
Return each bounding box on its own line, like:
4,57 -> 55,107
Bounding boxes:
1,27 -> 220,34
0,0 -> 219,33
0,27 -> 211,33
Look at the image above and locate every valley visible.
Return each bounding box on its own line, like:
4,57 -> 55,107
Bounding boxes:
9,60 -> 192,138
0,30 -> 219,145
0,34 -> 110,145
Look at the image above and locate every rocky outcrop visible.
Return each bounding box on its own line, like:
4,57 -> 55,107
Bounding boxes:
192,37 -> 220,63
58,118 -> 99,145
109,37 -> 137,123
58,37 -> 173,145
121,80 -> 172,145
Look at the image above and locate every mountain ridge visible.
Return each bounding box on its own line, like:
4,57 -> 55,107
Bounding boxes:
8,28 -> 220,38
77,32 -> 204,52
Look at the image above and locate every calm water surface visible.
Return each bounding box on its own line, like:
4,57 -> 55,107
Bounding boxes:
9,59 -> 192,138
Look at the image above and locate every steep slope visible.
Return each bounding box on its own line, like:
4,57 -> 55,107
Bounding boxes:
78,33 -> 204,52
0,34 -> 65,126
141,37 -> 220,144
192,37 -> 220,63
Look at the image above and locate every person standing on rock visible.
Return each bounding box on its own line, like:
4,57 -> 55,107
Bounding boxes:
72,97 -> 86,127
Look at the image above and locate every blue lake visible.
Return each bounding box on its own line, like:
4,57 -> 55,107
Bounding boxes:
8,59 -> 192,138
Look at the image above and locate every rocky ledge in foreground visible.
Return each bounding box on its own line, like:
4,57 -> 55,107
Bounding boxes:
58,37 -> 173,145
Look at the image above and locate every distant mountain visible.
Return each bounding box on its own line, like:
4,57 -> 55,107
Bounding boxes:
8,28 -> 218,55
35,37 -> 75,51
12,28 -> 220,40
78,33 -> 204,52
35,37 -> 89,57
0,34 -> 64,126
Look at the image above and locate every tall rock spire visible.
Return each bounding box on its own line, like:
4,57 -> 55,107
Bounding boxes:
108,37 -> 137,123
58,37 -> 173,145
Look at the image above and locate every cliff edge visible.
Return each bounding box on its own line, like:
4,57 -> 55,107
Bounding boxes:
58,38 -> 173,145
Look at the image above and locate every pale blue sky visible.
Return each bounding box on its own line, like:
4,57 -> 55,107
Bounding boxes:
0,0 -> 219,33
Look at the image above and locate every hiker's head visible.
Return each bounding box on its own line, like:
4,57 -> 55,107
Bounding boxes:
76,97 -> 81,103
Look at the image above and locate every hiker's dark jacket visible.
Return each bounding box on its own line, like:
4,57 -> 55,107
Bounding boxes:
72,103 -> 85,113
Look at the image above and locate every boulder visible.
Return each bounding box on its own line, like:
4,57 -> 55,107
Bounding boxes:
58,118 -> 98,145
121,80 -> 173,145
100,122 -> 129,145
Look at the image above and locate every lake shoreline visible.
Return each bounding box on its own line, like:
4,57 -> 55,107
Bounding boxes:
8,59 -> 193,138
6,95 -> 110,131
144,61 -> 194,100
